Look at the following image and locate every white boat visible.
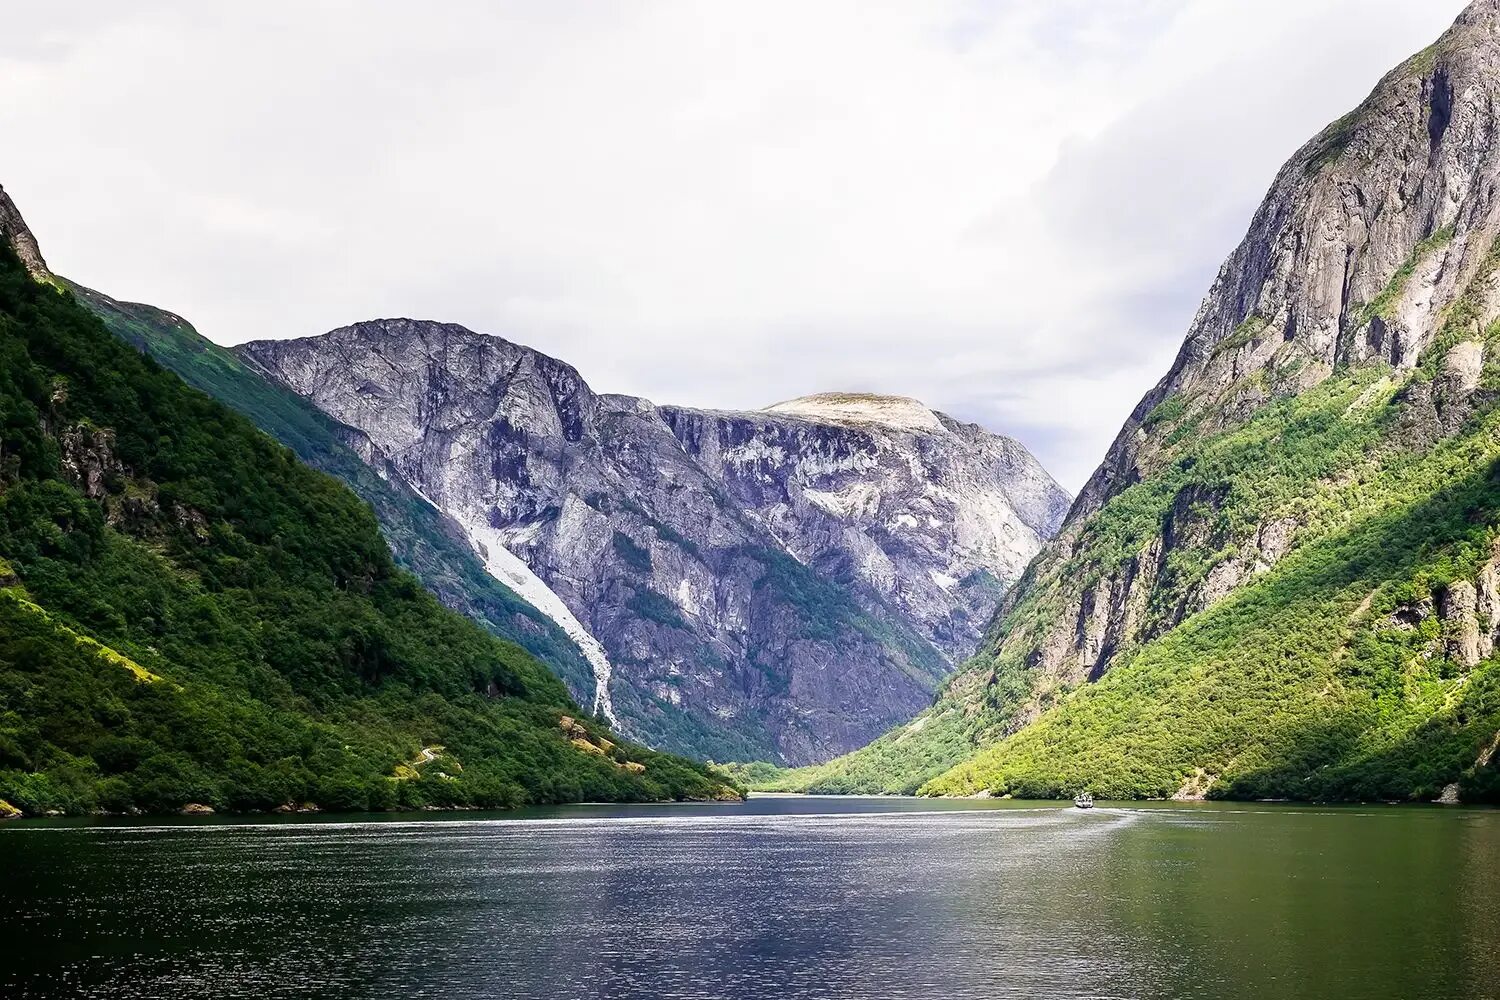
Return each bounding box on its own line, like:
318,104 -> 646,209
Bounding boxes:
1073,791 -> 1094,809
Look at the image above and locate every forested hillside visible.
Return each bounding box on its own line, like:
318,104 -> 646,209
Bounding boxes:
0,216 -> 732,816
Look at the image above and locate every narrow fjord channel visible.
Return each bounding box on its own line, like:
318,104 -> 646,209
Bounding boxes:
3,797 -> 1496,1000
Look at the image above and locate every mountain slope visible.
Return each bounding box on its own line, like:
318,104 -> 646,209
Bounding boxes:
238,321 -> 1068,764
760,0 -> 1500,801
62,282 -> 598,702
0,188 -> 733,817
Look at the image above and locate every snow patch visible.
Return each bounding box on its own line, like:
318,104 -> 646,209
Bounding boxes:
804,484 -> 879,518
463,519 -> 620,727
928,569 -> 958,590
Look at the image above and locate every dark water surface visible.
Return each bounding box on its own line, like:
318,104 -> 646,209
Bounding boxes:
2,796 -> 1497,999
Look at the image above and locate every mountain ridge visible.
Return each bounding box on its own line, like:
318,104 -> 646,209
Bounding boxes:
238,318 -> 1069,764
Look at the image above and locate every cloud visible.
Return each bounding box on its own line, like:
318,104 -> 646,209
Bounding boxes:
0,0 -> 1469,490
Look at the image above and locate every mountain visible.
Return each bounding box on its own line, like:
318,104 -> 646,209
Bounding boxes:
62,282 -> 599,702
0,185 -> 734,817
757,0 -> 1500,802
237,321 -> 1069,764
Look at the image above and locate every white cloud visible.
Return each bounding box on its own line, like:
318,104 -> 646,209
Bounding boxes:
0,0 -> 1469,490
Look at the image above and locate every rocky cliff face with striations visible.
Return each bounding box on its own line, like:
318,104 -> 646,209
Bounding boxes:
238,321 -> 1067,764
986,0 -> 1500,692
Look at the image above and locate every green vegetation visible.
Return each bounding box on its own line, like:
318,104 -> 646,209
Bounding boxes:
732,653 -> 1031,794
754,245 -> 1500,803
724,702 -> 989,795
1306,110 -> 1362,175
626,587 -> 689,630
1142,393 -> 1187,428
612,530 -> 653,572
1213,315 -> 1269,355
65,282 -> 597,701
927,417 -> 1500,800
1406,42 -> 1442,79
0,245 -> 733,816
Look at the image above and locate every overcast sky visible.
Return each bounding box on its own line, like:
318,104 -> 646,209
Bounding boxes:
1,1 -> 1470,490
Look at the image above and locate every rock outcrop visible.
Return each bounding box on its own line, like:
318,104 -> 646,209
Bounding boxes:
0,184 -> 49,280
660,393 -> 1069,659
238,321 -> 1067,764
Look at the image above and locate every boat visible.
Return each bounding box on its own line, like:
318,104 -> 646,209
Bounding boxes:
1073,791 -> 1094,809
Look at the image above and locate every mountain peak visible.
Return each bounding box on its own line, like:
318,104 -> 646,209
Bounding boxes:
1059,0 -> 1500,528
763,392 -> 944,433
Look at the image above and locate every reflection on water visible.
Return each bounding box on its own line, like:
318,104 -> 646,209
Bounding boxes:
2,797 -> 1496,999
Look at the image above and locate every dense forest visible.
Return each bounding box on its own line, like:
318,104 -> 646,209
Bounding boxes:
923,339 -> 1500,801
0,243 -> 734,816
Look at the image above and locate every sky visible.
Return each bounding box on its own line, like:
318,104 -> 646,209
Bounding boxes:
0,1 -> 1471,491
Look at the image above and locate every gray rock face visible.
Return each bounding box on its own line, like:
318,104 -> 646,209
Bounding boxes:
238,321 -> 1067,764
660,394 -> 1069,658
969,0 -> 1500,692
1076,1 -> 1500,529
0,184 -> 49,280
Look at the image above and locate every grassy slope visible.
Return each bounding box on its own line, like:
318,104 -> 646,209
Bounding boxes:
63,281 -> 597,702
0,246 -> 733,816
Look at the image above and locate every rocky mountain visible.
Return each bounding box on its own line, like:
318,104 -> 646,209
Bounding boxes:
759,0 -> 1500,802
238,322 -> 1068,764
63,283 -> 600,702
0,186 -> 734,818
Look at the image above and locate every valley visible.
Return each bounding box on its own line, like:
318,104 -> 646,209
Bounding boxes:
6,3 -> 1500,998
3,0 -> 1499,815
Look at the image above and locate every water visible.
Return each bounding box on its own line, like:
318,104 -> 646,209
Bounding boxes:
2,796 -> 1497,1000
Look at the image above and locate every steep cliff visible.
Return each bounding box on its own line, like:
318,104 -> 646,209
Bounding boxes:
763,0 -> 1500,801
663,394 -> 1068,659
239,322 -> 1067,764
0,184 -> 49,281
